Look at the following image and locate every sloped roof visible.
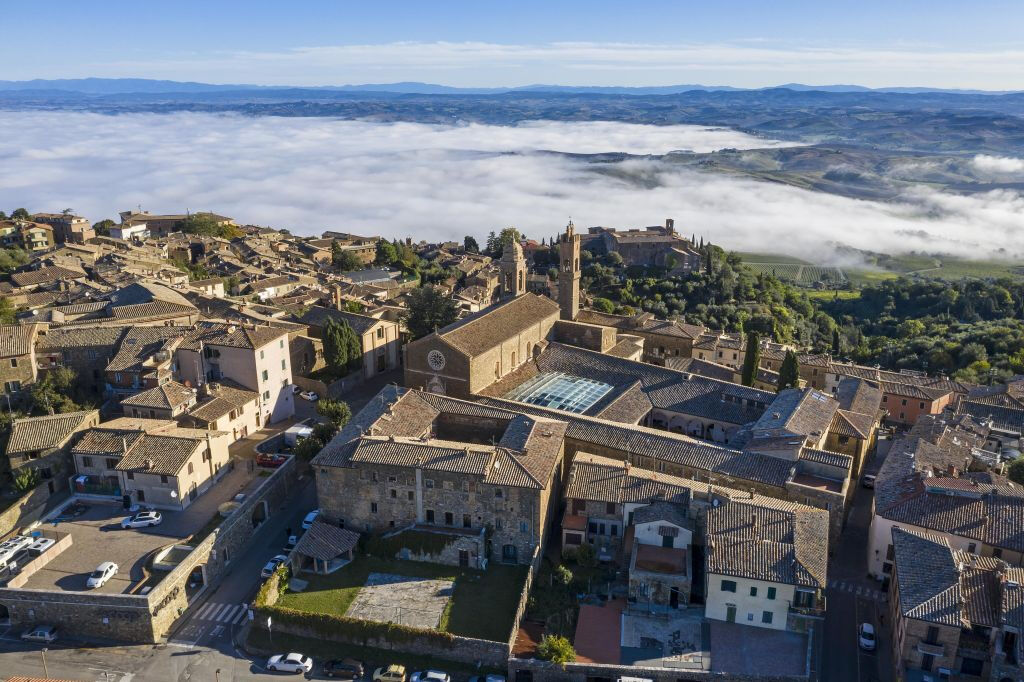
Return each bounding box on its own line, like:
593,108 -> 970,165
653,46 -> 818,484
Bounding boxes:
891,527 -> 964,626
434,293 -> 560,356
179,320 -> 288,351
294,519 -> 359,560
5,410 -> 98,455
296,305 -> 382,336
121,381 -> 195,410
0,324 -> 37,357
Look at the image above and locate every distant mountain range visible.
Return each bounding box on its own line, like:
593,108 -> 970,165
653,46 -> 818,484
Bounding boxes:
0,77 -> 1019,96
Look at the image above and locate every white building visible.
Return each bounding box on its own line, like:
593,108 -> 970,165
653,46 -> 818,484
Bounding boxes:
176,322 -> 295,424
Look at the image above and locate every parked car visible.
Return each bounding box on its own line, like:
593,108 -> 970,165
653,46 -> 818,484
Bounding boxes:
86,561 -> 118,588
266,652 -> 313,674
291,385 -> 302,394
28,537 -> 56,556
301,509 -> 320,530
469,676 -> 506,682
323,658 -> 364,679
261,554 -> 289,579
299,390 -> 319,402
411,671 -> 451,682
859,622 -> 876,651
256,452 -> 288,468
121,511 -> 163,528
283,534 -> 299,553
21,624 -> 58,643
861,474 -> 877,489
373,665 -> 407,682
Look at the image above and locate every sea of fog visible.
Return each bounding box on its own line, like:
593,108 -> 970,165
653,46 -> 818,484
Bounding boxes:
1,111 -> 1022,260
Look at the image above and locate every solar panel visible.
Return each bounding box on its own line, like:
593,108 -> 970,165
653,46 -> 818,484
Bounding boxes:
504,371 -> 613,414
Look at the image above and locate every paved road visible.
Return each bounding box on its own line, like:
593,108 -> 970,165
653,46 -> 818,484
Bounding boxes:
820,447 -> 892,682
0,479 -> 318,682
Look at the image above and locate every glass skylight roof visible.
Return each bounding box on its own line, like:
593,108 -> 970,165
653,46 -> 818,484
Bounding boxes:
504,371 -> 613,414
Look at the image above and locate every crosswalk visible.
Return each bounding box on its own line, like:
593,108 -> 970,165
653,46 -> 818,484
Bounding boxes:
828,579 -> 886,600
192,601 -> 250,625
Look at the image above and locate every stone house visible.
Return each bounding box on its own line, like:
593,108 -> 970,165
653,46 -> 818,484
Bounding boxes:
34,326 -> 127,394
189,277 -> 226,298
295,306 -> 401,379
3,410 -> 99,493
72,418 -> 231,509
120,380 -> 197,419
31,212 -> 95,244
0,323 -> 41,394
627,500 -> 694,610
313,387 -> 566,565
576,309 -> 706,363
104,326 -> 186,397
705,500 -> 828,632
824,378 -> 883,478
887,526 -> 1024,681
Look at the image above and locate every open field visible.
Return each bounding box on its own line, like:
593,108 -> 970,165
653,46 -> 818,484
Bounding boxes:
276,555 -> 528,642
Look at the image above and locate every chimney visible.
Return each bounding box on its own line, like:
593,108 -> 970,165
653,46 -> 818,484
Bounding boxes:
947,464 -> 958,477
122,437 -> 129,453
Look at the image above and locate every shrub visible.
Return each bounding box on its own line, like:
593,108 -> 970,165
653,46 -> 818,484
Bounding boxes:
537,634 -> 576,664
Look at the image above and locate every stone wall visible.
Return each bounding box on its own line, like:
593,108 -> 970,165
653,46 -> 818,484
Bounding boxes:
0,482 -> 56,539
0,586 -> 154,642
393,529 -> 486,569
253,615 -> 511,668
146,456 -> 298,640
508,657 -> 809,682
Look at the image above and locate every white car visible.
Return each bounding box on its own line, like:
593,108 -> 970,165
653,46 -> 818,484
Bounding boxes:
300,390 -> 319,402
21,624 -> 58,643
411,671 -> 451,682
266,652 -> 313,674
121,511 -> 163,528
859,622 -> 876,651
291,385 -> 302,394
301,509 -> 320,530
261,554 -> 289,579
86,561 -> 118,588
28,537 -> 56,556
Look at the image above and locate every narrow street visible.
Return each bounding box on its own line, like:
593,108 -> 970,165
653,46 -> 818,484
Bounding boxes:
820,442 -> 894,682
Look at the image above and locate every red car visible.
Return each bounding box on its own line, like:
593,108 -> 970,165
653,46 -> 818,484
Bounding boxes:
256,453 -> 287,468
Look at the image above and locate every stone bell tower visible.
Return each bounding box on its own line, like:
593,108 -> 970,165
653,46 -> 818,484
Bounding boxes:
558,220 -> 581,320
499,238 -> 526,299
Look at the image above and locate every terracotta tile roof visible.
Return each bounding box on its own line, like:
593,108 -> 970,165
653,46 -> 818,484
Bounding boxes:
293,519 -> 359,560
434,293 -> 560,356
800,448 -> 852,470
707,500 -> 828,588
106,326 -> 188,372
179,320 -> 288,351
5,410 -> 98,455
0,324 -> 37,357
891,527 -> 964,626
36,326 -> 126,351
575,309 -> 705,339
110,300 -> 196,320
10,265 -> 87,287
121,381 -> 195,410
296,305 -> 382,336
187,381 -> 259,423
959,400 -> 1024,434
115,434 -> 203,476
750,388 -> 838,441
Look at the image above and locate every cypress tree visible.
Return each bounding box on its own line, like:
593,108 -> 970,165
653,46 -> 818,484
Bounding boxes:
740,331 -> 761,387
779,350 -> 801,391
322,319 -> 349,372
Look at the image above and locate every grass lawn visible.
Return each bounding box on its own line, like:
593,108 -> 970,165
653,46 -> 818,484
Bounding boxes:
247,628 -> 506,677
845,268 -> 900,287
924,258 -> 1024,281
806,289 -> 861,301
735,251 -> 811,264
276,556 -> 528,642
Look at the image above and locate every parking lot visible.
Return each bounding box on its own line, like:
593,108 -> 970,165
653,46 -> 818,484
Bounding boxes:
17,461 -> 265,594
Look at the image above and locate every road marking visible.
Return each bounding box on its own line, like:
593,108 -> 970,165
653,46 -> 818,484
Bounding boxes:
195,602 -> 217,619
219,605 -> 240,622
211,625 -> 225,638
208,603 -> 228,620
232,607 -> 248,625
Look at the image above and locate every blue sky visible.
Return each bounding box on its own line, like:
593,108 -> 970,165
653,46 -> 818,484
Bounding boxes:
5,0 -> 1024,88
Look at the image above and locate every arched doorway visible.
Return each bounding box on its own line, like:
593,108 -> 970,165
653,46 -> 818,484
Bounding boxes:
0,603 -> 10,625
251,500 -> 268,528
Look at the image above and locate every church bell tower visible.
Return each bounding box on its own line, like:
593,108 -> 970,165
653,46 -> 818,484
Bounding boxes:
558,220 -> 581,320
499,238 -> 526,299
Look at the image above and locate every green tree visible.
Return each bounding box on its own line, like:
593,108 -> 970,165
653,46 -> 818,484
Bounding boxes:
375,239 -> 398,266
92,219 -> 115,237
1009,458 -> 1024,486
740,331 -> 761,387
332,245 -> 362,272
293,437 -> 322,461
322,319 -> 350,372
403,285 -> 459,340
831,328 -> 842,356
176,213 -> 241,239
29,367 -> 80,415
0,297 -> 15,324
343,300 -> 364,313
10,208 -> 30,220
778,350 -> 801,391
13,468 -> 41,493
343,322 -> 362,373
0,248 -> 30,273
591,297 -> 615,314
463,235 -> 480,253
317,399 -> 352,428
537,635 -> 576,664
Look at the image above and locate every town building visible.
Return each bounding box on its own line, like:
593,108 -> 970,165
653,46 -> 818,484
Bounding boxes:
295,306 -> 402,379
581,219 -> 702,271
313,386 -> 567,565
0,323 -> 42,394
3,410 -> 99,494
31,212 -> 95,244
175,321 -> 295,424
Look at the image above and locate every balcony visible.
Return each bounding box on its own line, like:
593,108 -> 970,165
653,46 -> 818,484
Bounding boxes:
916,641 -> 945,657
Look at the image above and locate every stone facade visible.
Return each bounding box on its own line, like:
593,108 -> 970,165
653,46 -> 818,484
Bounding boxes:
508,656 -> 808,682
556,221 -> 581,321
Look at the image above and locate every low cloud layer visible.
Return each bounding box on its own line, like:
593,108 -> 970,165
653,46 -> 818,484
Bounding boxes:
1,111 -> 1022,261
973,154 -> 1024,174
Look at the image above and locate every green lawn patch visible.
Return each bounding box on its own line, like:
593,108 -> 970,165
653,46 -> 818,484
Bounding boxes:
276,556 -> 527,642
735,251 -> 811,265
806,289 -> 861,301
